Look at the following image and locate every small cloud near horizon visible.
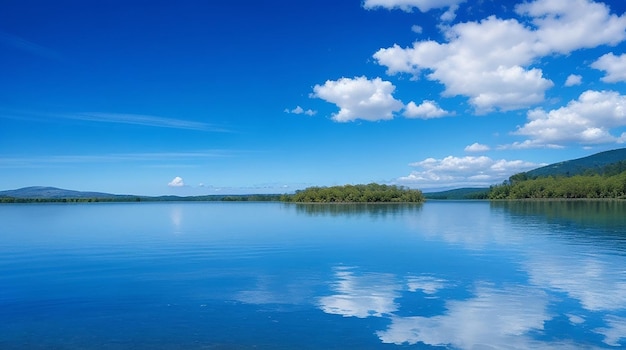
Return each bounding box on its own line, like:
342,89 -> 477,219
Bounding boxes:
168,176 -> 185,187
397,155 -> 542,189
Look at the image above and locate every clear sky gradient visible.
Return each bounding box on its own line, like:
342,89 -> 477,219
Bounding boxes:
2,0 -> 626,195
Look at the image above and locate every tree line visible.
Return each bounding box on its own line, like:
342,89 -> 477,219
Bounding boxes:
0,197 -> 143,203
0,194 -> 283,203
280,183 -> 425,203
488,168 -> 626,199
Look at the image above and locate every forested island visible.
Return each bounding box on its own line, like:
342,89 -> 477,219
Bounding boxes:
280,183 -> 425,203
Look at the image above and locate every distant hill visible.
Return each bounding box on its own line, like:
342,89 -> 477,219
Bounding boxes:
525,148 -> 626,178
423,187 -> 489,200
0,186 -> 283,203
489,148 -> 626,199
0,186 -> 127,199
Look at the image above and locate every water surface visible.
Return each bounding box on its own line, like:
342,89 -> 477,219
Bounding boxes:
1,201 -> 625,349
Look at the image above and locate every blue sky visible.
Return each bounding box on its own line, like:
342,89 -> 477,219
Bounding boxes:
2,0 -> 626,195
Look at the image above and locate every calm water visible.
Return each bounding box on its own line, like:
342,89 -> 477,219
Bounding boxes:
1,201 -> 626,349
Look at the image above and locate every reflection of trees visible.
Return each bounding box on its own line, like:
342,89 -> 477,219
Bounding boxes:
291,203 -> 422,218
492,200 -> 626,229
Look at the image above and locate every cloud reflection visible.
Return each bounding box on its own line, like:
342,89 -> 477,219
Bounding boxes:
407,276 -> 448,295
525,255 -> 626,312
596,315 -> 626,346
376,284 -> 551,349
170,205 -> 183,234
318,267 -> 401,318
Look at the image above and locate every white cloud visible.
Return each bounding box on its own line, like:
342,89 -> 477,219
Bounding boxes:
67,112 -> 226,132
440,4 -> 459,22
513,90 -> 626,146
398,156 -> 541,189
411,25 -> 422,34
284,105 -> 317,116
515,0 -> 626,54
373,0 -> 626,113
167,176 -> 185,187
591,52 -> 626,83
403,100 -> 451,119
498,140 -> 564,150
363,0 -> 465,13
374,18 -> 553,113
564,74 -> 582,87
312,76 -> 404,122
464,142 -> 490,152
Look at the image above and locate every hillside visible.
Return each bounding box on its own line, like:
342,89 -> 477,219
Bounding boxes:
489,148 -> 626,200
525,148 -> 626,178
0,186 -> 126,199
0,186 -> 283,203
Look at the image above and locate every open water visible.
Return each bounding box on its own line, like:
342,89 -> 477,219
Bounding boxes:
1,201 -> 626,349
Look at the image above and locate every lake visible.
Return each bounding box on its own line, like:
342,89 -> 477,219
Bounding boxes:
1,201 -> 626,349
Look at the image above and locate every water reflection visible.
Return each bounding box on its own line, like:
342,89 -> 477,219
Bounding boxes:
318,266 -> 401,318
597,315 -> 626,346
310,201 -> 626,348
406,276 -> 447,295
377,284 -> 551,349
4,202 -> 626,348
292,203 -> 422,218
170,205 -> 183,234
492,200 -> 626,236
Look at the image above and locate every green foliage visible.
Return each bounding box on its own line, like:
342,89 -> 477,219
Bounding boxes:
283,183 -> 424,203
488,171 -> 626,199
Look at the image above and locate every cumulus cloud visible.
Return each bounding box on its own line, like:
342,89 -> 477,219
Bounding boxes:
464,142 -> 490,152
515,0 -> 626,53
403,100 -> 451,119
513,90 -> 626,146
284,105 -> 317,116
564,74 -> 582,87
373,0 -> 626,113
312,76 -> 404,122
440,4 -> 459,22
398,156 -> 541,189
592,52 -> 626,83
411,25 -> 423,34
168,176 -> 185,187
363,0 -> 466,13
